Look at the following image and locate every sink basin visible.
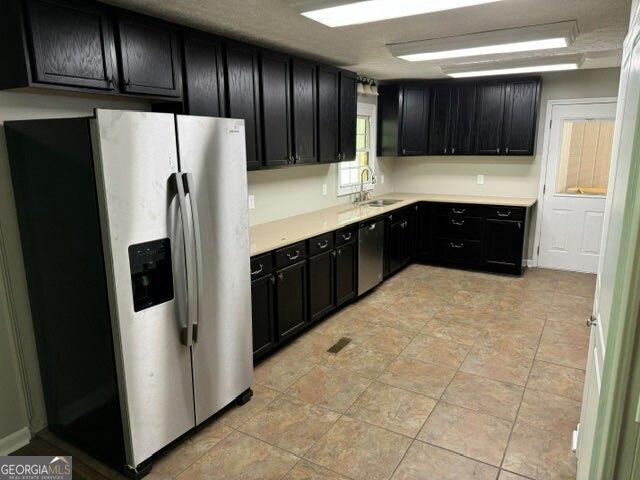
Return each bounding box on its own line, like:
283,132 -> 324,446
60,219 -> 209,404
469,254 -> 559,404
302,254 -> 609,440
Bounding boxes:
365,199 -> 402,207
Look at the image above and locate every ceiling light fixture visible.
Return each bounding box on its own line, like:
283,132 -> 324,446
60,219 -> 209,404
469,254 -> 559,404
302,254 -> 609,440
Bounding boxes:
295,0 -> 503,28
441,55 -> 583,78
388,21 -> 578,62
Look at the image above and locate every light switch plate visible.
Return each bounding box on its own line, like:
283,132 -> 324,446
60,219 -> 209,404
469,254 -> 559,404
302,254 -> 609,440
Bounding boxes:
248,195 -> 255,210
322,184 -> 327,195
477,175 -> 485,185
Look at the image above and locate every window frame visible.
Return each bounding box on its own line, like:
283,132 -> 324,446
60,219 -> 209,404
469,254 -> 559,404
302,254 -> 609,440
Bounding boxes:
337,102 -> 377,197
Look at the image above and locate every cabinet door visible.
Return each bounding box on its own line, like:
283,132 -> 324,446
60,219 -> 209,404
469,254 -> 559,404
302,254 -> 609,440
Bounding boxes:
183,32 -> 225,117
427,84 -> 452,155
251,274 -> 275,359
291,59 -> 318,164
483,218 -> 525,270
308,250 -> 335,322
116,13 -> 182,97
275,261 -> 307,340
387,220 -> 409,274
400,84 -> 429,156
417,203 -> 433,259
225,43 -> 262,169
335,241 -> 357,306
338,70 -> 357,161
317,65 -> 340,163
503,79 -> 539,155
260,50 -> 292,167
450,84 -> 477,155
475,82 -> 505,154
26,0 -> 117,90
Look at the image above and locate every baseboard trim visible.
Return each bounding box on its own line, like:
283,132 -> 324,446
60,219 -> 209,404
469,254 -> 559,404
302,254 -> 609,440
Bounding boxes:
526,259 -> 534,268
0,426 -> 31,455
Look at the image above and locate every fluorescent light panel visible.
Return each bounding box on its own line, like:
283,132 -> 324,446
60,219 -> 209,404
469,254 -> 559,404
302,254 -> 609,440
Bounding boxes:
399,37 -> 568,62
301,0 -> 502,27
447,63 -> 579,78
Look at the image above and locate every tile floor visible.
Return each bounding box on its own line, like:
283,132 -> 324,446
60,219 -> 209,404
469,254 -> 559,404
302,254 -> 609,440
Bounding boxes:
28,265 -> 595,480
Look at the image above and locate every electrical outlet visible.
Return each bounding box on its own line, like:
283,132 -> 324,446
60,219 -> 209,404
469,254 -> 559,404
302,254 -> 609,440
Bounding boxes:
477,175 -> 485,185
381,174 -> 385,184
322,184 -> 327,195
248,195 -> 255,210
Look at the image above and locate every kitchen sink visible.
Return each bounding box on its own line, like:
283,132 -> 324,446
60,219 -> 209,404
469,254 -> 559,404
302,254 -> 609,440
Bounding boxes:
365,199 -> 402,207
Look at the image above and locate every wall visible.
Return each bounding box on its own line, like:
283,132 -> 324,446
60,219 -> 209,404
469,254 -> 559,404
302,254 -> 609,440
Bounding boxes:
390,67 -> 621,259
0,89 -> 151,451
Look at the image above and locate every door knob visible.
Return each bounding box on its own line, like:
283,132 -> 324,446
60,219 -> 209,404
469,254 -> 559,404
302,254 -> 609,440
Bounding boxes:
587,314 -> 597,327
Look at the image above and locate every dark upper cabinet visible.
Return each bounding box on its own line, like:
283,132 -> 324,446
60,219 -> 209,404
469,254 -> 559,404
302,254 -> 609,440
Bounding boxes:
291,58 -> 318,164
275,261 -> 307,340
225,42 -> 262,170
450,84 -> 477,155
115,13 -> 182,97
338,70 -> 357,161
260,50 -> 292,167
483,218 -> 525,272
24,0 -> 118,90
182,31 -> 225,116
400,84 -> 430,156
475,81 -> 506,154
308,250 -> 335,322
251,273 -> 275,360
335,240 -> 357,306
317,65 -> 340,163
503,79 -> 539,155
427,84 -> 452,155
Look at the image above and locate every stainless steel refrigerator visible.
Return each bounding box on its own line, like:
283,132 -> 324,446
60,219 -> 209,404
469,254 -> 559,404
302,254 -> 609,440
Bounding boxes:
6,109 -> 253,478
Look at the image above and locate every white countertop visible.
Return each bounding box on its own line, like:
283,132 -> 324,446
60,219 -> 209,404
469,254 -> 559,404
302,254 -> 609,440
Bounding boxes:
249,192 -> 537,256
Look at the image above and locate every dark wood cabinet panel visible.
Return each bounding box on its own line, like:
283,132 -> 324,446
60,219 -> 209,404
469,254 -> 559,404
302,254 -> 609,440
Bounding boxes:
417,203 -> 433,259
275,261 -> 307,340
25,0 -> 117,90
317,65 -> 340,163
251,274 -> 275,359
335,241 -> 357,306
291,58 -> 317,164
428,84 -> 452,155
116,13 -> 182,97
475,82 -> 506,154
339,70 -> 357,161
483,218 -> 525,272
503,79 -> 539,155
308,250 -> 335,322
450,84 -> 477,155
401,84 -> 429,156
225,42 -> 262,170
386,217 -> 411,275
182,31 -> 225,116
260,50 -> 292,167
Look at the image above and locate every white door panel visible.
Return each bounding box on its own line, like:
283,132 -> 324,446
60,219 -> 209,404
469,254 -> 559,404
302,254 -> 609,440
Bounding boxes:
581,211 -> 604,255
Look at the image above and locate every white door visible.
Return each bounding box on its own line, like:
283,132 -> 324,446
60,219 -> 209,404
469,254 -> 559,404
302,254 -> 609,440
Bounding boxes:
577,4 -> 640,476
538,102 -> 617,273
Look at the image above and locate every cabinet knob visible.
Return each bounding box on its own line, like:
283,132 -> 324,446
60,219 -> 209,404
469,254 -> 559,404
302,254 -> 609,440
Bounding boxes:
451,147 -> 455,154
496,148 -> 501,154
269,274 -> 275,284
277,272 -> 284,282
505,147 -> 509,154
444,147 -> 447,154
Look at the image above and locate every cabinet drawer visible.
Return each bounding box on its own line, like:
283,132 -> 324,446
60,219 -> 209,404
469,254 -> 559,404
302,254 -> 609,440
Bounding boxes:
436,238 -> 482,265
436,216 -> 483,240
435,203 -> 481,218
483,206 -> 526,220
335,226 -> 357,246
308,232 -> 334,256
250,253 -> 273,279
275,242 -> 307,268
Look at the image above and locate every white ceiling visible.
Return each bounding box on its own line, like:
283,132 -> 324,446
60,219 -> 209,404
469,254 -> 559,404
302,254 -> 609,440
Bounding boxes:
105,0 -> 631,79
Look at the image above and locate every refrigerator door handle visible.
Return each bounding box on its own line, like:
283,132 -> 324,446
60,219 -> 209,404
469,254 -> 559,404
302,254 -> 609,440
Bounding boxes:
173,173 -> 196,347
184,172 -> 203,342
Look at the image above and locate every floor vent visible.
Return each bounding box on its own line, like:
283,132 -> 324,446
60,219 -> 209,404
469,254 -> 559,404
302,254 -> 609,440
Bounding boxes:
327,337 -> 351,354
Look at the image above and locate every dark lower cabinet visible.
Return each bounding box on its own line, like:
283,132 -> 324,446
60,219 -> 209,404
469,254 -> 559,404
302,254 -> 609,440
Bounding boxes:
182,31 -> 225,116
275,260 -> 307,340
251,273 -> 275,360
335,241 -> 357,306
483,218 -> 526,274
308,250 -> 335,322
115,13 -> 182,97
385,210 -> 413,276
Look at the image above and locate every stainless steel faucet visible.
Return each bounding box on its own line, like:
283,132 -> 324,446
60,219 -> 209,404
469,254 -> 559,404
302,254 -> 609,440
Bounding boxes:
357,166 -> 375,203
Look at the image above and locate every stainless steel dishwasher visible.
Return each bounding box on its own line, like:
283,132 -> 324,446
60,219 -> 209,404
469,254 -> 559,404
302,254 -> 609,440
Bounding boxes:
358,218 -> 384,296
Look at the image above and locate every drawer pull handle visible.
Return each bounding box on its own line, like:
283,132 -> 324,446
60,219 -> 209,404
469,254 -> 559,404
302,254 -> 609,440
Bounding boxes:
497,211 -> 511,217
450,242 -> 464,249
368,224 -> 376,231
451,219 -> 465,226
269,274 -> 275,284
342,232 -> 352,241
337,248 -> 342,256
452,208 -> 466,214
317,240 -> 329,249
251,263 -> 264,276
286,250 -> 300,261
